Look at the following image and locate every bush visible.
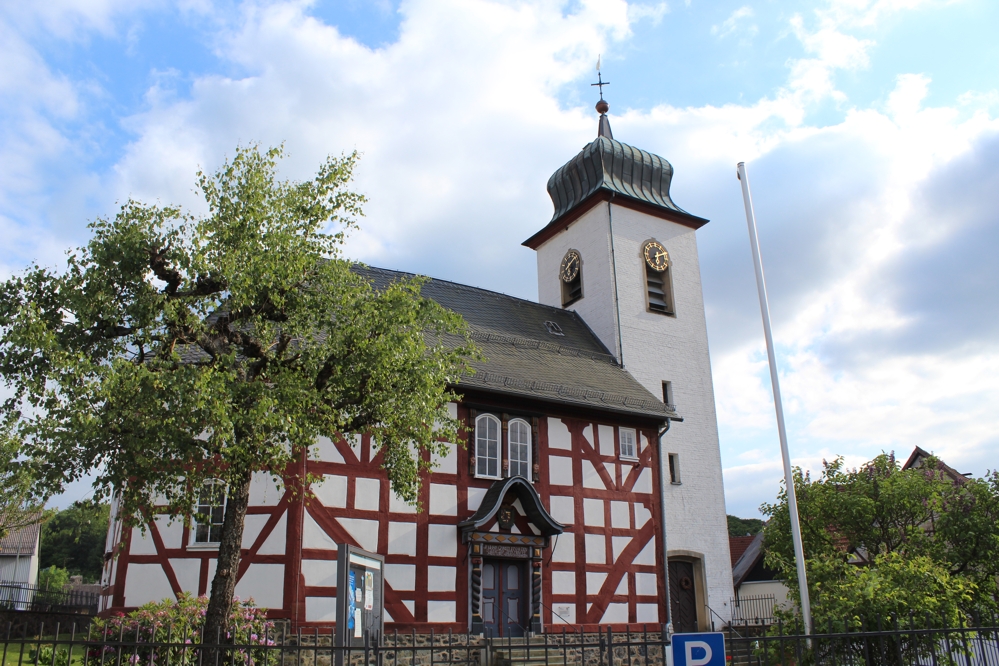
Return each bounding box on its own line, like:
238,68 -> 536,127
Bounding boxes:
87,593 -> 277,666
38,566 -> 71,591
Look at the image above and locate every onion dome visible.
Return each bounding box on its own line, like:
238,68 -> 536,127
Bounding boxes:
546,102 -> 688,223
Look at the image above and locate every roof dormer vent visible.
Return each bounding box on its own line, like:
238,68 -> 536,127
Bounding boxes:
544,321 -> 564,336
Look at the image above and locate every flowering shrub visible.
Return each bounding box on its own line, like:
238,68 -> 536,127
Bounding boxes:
87,593 -> 278,666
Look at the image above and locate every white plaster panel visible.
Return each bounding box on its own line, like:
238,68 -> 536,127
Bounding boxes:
313,475 -> 348,509
388,522 -> 417,556
129,528 -> 157,556
615,577 -> 628,595
610,501 -> 630,529
634,539 -> 656,566
302,512 -> 336,550
389,490 -> 417,514
612,536 -> 631,560
581,459 -> 603,490
430,484 -> 458,516
551,571 -> 575,595
169,559 -> 200,595
601,603 -> 628,624
549,457 -> 573,486
385,563 -> 416,591
586,572 -> 606,595
431,446 -> 457,475
552,604 -> 575,625
584,534 -> 605,564
427,601 -> 456,623
154,516 -> 184,549
207,559 -> 216,585
582,498 -> 604,527
598,425 -> 615,456
604,463 -> 617,484
547,418 -> 571,450
635,504 -> 652,529
355,477 -> 381,511
636,603 -> 659,623
633,468 -> 653,494
338,517 -> 379,552
312,436 -> 345,463
635,573 -> 658,596
257,512 -> 287,555
124,563 -> 175,606
403,600 -> 415,616
552,532 -> 575,563
235,563 -> 284,609
306,596 -> 338,622
427,524 -> 457,557
427,566 -> 456,592
581,424 -> 593,449
249,473 -> 283,506
548,495 -> 575,525
242,514 -> 268,548
301,559 -> 337,587
467,486 -> 487,512
640,433 -> 649,454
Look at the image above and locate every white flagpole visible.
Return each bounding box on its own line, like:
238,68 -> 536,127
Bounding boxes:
736,162 -> 813,636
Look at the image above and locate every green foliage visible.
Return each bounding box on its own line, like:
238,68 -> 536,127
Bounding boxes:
37,565 -> 70,591
0,144 -> 476,630
87,594 -> 276,665
0,425 -> 48,540
727,514 -> 764,536
39,501 -> 110,583
761,453 -> 999,630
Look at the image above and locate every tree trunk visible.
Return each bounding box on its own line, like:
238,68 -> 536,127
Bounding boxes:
202,468 -> 252,652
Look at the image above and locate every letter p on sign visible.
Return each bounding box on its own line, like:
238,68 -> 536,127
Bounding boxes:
671,633 -> 726,666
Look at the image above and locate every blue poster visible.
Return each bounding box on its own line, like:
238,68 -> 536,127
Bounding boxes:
347,571 -> 356,629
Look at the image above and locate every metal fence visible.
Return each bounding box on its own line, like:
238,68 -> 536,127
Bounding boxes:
727,614 -> 999,666
730,594 -> 778,626
0,581 -> 100,614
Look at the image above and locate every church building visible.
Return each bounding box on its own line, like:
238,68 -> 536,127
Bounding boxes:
101,97 -> 735,636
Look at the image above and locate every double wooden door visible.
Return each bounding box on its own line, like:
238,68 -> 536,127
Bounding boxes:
668,559 -> 698,633
481,559 -> 528,637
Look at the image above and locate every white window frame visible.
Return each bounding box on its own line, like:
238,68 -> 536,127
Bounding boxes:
475,414 -> 502,479
192,479 -> 226,545
507,418 -> 532,481
619,427 -> 638,461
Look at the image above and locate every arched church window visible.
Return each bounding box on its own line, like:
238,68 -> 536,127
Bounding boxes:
559,249 -> 583,306
642,240 -> 674,315
508,419 -> 532,480
475,414 -> 501,479
193,479 -> 226,544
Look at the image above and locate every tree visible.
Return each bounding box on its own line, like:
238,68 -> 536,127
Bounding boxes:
727,514 -> 764,537
0,145 -> 476,645
39,501 -> 110,583
0,427 -> 47,541
761,454 -> 999,632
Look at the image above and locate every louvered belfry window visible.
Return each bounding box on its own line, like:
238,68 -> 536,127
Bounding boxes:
646,259 -> 674,314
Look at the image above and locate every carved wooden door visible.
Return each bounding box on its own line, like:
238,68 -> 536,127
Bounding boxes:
668,559 -> 698,633
480,559 -> 527,637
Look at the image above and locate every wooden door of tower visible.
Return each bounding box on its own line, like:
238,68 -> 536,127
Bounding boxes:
480,559 -> 528,637
668,560 -> 698,633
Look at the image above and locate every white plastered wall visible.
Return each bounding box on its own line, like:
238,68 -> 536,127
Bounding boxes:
535,200 -> 735,624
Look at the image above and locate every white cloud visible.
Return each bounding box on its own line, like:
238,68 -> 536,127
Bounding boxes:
711,6 -> 756,40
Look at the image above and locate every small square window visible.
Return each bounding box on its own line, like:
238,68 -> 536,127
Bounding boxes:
619,428 -> 637,460
668,453 -> 681,484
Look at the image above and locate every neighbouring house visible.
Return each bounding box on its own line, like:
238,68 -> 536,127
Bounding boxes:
0,521 -> 41,585
101,99 -> 735,635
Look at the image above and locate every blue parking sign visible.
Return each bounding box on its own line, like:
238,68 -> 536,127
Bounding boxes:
672,632 -> 726,666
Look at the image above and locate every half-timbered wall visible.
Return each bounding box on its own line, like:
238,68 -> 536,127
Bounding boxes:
101,400 -> 668,632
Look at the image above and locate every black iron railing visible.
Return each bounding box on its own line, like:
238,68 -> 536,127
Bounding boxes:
0,581 -> 99,613
730,594 -> 777,626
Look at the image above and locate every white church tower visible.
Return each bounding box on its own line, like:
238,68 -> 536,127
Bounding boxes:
523,94 -> 734,630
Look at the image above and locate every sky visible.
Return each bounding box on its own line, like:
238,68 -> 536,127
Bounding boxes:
3,0 -> 997,518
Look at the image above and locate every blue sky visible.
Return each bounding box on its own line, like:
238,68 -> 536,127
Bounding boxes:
3,0 -> 998,517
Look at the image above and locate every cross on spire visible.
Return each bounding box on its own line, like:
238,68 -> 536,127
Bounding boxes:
591,71 -> 610,101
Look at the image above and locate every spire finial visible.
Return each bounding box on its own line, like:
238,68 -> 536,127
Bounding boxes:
591,56 -> 612,138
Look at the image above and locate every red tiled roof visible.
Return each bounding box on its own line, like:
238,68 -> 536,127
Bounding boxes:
729,535 -> 756,567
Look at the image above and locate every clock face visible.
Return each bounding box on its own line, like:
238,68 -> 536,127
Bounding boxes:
560,250 -> 581,283
643,241 -> 669,272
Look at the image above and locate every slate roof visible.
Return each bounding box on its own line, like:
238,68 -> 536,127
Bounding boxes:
359,266 -> 677,421
731,531 -> 765,588
0,520 -> 41,557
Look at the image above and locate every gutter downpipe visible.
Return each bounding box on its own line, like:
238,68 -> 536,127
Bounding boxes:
657,420 -> 673,642
607,194 -> 625,367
